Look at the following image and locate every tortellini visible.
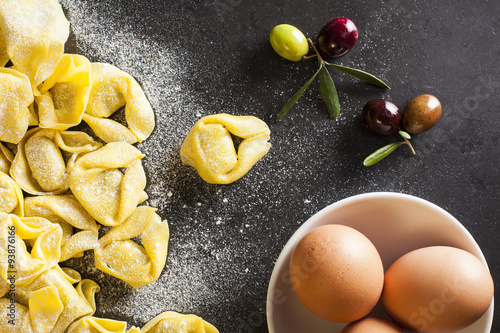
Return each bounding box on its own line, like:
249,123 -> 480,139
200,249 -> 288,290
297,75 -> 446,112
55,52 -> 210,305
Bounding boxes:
0,172 -> 23,216
0,2 -> 222,333
0,68 -> 33,144
24,195 -> 99,262
82,63 -> 155,144
0,213 -> 61,287
10,128 -> 102,196
141,311 -> 219,333
68,142 -> 147,226
35,54 -> 92,130
11,266 -> 98,333
0,0 -> 70,92
181,113 -> 271,184
67,317 -> 139,333
94,206 -> 169,288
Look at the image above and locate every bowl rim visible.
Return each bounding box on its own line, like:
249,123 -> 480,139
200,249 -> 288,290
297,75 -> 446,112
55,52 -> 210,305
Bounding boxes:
266,191 -> 494,333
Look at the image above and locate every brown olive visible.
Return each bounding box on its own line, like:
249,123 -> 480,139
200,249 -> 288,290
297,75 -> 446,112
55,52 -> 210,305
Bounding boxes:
402,94 -> 442,134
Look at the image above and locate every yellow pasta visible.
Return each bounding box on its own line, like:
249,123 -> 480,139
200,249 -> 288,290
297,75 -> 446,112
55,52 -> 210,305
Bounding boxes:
0,213 -> 61,287
94,206 -> 169,288
83,62 -> 155,143
180,113 -> 271,184
82,114 -> 140,144
28,285 -> 64,333
0,298 -> 33,333
0,275 -> 8,298
54,130 -> 103,154
14,266 -> 98,333
141,311 -> 219,333
24,195 -> 100,262
36,54 -> 92,130
0,142 -> 14,174
75,279 -> 100,313
10,128 -> 101,196
0,171 -> 23,216
0,0 -> 70,92
0,68 -> 34,144
67,317 -> 140,333
0,2 -> 194,333
68,142 -> 147,226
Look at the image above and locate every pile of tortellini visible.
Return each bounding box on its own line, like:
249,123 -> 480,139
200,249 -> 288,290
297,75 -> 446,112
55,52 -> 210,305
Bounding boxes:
0,0 -> 218,332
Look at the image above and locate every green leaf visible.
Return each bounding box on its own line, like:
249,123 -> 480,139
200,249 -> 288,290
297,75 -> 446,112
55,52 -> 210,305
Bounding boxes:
318,66 -> 340,119
276,67 -> 321,121
363,142 -> 404,166
326,63 -> 391,89
398,130 -> 411,139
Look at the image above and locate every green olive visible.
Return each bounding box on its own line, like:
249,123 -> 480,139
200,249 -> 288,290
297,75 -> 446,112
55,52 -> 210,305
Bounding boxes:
269,24 -> 309,62
403,94 -> 442,134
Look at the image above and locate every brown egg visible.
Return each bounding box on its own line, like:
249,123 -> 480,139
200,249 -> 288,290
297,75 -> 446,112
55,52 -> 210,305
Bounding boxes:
289,224 -> 384,323
382,246 -> 494,332
341,316 -> 404,332
402,94 -> 441,133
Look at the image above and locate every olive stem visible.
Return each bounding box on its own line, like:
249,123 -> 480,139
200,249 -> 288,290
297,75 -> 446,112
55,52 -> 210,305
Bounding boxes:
307,38 -> 325,66
403,137 -> 416,155
303,54 -> 318,60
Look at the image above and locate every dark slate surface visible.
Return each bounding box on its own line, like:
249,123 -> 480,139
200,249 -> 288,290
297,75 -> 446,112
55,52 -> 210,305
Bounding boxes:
61,0 -> 499,332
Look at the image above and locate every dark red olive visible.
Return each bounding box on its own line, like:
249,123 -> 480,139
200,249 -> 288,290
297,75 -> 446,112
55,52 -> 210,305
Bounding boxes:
363,99 -> 402,135
317,17 -> 358,59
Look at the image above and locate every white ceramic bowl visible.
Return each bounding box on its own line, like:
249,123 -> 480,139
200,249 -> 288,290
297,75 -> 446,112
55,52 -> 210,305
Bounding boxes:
266,192 -> 494,333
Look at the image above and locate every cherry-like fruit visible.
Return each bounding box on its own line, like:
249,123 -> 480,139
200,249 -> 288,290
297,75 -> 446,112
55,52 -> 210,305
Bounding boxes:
363,99 -> 402,135
317,17 -> 358,59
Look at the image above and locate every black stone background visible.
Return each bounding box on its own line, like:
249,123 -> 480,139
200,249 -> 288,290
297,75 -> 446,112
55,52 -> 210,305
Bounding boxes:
61,0 -> 499,332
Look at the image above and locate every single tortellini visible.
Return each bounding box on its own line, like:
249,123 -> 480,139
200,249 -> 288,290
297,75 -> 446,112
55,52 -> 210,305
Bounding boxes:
180,113 -> 271,184
94,206 -> 169,288
10,128 -> 102,196
82,62 -> 155,144
141,311 -> 219,333
67,317 -> 140,333
35,54 -> 92,130
0,213 -> 62,287
14,266 -> 98,333
24,195 -> 100,262
0,171 -> 24,216
0,68 -> 33,144
68,142 -> 147,226
0,0 -> 70,92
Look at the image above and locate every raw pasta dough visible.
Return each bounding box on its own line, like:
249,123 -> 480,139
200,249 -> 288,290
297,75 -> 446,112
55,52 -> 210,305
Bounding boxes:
36,54 -> 92,130
0,213 -> 61,287
0,143 -> 14,174
94,206 -> 169,288
83,62 -> 155,144
67,317 -> 140,333
10,128 -> 102,196
7,266 -> 98,333
0,68 -> 33,144
24,195 -> 99,262
0,0 -> 69,92
141,311 -> 219,333
0,172 -> 23,216
68,142 -> 147,226
180,113 -> 271,184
